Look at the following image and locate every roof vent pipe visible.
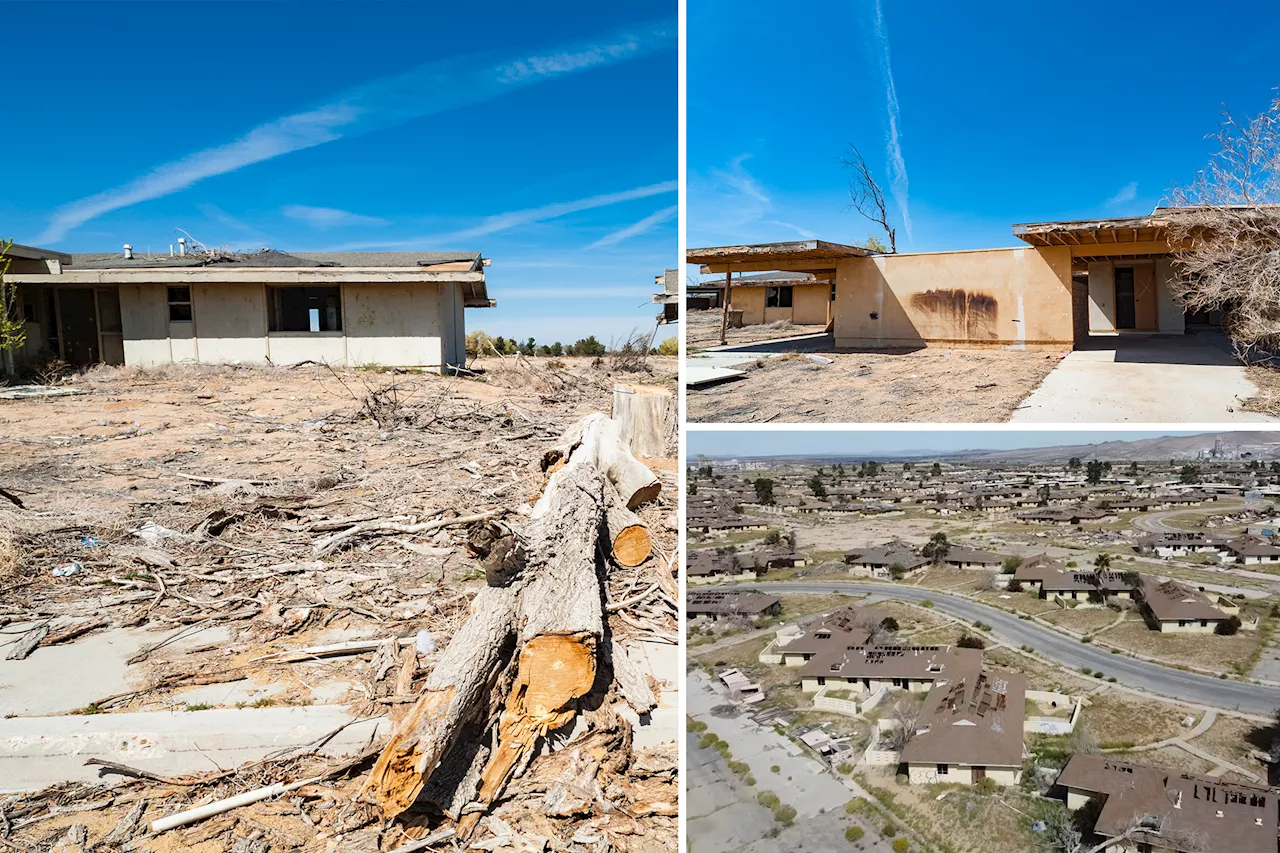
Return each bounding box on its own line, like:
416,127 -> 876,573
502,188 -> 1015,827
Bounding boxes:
169,244 -> 175,257
178,237 -> 187,256
123,244 -> 133,260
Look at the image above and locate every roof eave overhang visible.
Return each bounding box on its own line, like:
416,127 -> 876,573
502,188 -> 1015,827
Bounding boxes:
687,240 -> 871,274
8,268 -> 488,285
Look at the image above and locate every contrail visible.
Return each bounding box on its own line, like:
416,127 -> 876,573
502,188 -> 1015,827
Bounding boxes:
585,204 -> 677,249
38,20 -> 674,243
872,0 -> 911,241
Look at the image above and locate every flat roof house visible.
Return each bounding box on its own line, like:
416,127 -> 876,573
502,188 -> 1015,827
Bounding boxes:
1056,754 -> 1276,853
4,246 -> 492,372
688,209 -> 1215,348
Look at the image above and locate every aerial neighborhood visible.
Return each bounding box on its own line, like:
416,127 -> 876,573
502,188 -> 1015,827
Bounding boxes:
687,433 -> 1280,853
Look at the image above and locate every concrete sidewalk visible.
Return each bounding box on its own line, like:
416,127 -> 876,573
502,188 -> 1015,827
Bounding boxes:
1010,332 -> 1277,422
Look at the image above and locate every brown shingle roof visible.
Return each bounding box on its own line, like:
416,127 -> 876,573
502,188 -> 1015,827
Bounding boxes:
900,667 -> 1026,768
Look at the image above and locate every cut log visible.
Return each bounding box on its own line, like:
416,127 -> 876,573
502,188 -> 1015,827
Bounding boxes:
608,638 -> 657,714
364,584 -> 521,818
611,383 -> 674,459
458,463 -> 607,837
7,624 -> 49,660
603,481 -> 651,567
537,414 -> 659,512
368,463 -> 606,822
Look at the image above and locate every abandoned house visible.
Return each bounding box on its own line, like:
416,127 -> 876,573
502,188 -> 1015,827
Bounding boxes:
687,209 -> 1219,348
3,244 -> 493,372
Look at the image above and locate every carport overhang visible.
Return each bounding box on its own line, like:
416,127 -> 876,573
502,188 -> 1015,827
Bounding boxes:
688,240 -> 872,275
1012,214 -> 1178,271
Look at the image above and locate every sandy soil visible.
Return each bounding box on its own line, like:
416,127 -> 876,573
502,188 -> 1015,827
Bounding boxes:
686,309 -> 827,351
688,348 -> 1064,423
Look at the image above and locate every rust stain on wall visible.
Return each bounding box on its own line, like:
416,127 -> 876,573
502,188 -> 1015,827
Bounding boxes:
908,289 -> 999,340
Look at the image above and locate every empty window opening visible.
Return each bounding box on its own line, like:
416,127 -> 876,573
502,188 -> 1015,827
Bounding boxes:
766,286 -> 793,308
167,286 -> 192,322
268,286 -> 342,332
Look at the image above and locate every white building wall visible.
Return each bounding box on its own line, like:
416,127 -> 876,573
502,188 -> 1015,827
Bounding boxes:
345,283 -> 444,368
119,283 -> 173,366
193,283 -> 268,363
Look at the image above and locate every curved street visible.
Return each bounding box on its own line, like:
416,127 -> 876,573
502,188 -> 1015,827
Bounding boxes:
746,581 -> 1280,715
1131,495 -> 1270,534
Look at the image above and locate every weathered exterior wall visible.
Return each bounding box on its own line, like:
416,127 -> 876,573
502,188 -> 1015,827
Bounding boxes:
907,764 -> 1020,786
792,283 -> 831,325
120,283 -> 175,366
1133,263 -> 1158,330
1088,262 -> 1115,332
345,282 -> 444,367
193,283 -> 267,363
115,282 -> 456,370
733,287 -> 766,325
1154,619 -> 1219,634
834,246 -> 1073,347
1155,258 -> 1185,334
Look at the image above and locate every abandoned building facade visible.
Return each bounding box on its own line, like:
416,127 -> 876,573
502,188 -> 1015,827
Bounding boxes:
4,245 -> 492,372
687,209 -> 1206,347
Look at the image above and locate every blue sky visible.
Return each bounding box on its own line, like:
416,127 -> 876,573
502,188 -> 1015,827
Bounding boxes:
689,0 -> 1280,276
3,2 -> 675,345
689,431 -> 1196,458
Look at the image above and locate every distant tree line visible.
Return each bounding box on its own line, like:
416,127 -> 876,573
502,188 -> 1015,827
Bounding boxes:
465,330 -> 676,359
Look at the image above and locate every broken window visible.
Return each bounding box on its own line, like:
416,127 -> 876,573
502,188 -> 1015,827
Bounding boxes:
831,282 -> 837,302
167,286 -> 192,322
766,286 -> 793,308
936,764 -> 949,775
267,286 -> 342,332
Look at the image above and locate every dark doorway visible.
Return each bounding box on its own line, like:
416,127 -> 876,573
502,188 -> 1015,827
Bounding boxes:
58,289 -> 99,366
972,766 -> 987,782
1115,267 -> 1136,329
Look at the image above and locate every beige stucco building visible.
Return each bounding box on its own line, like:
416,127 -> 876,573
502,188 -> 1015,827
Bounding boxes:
688,210 -> 1201,348
4,246 -> 492,372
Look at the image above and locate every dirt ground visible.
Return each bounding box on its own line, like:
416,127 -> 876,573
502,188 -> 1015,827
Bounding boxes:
0,355 -> 678,852
685,309 -> 826,351
688,347 -> 1065,423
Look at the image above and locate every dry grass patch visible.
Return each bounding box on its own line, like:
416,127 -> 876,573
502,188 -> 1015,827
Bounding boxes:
1039,606 -> 1123,635
0,528 -> 21,582
971,589 -> 1060,618
1107,745 -> 1216,776
1082,691 -> 1197,748
1101,621 -> 1263,676
1243,365 -> 1280,416
1194,714 -> 1270,770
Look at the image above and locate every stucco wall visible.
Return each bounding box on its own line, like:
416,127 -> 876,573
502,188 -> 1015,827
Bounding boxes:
792,283 -> 831,325
733,287 -> 766,325
116,282 -> 457,369
1088,262 -> 1115,332
1155,620 -> 1219,634
907,764 -> 1019,786
835,246 -> 1073,347
1156,258 -> 1186,333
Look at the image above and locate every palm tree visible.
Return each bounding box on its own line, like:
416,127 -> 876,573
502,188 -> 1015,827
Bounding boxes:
1092,552 -> 1113,585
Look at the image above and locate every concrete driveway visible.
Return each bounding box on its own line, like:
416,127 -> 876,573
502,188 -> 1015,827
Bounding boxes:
1010,331 -> 1278,422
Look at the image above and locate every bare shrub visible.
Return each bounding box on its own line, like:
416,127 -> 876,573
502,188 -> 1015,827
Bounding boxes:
610,330 -> 653,373
1165,97 -> 1280,361
0,528 -> 22,582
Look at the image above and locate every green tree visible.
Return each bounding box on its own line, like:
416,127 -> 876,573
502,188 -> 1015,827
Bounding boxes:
0,240 -> 25,356
930,462 -> 942,478
1180,464 -> 1202,484
1068,457 -> 1082,470
921,532 -> 950,565
550,341 -> 564,356
571,335 -> 606,357
1092,552 -> 1113,584
754,478 -> 775,505
808,473 -> 827,499
657,336 -> 679,356
1086,460 -> 1105,485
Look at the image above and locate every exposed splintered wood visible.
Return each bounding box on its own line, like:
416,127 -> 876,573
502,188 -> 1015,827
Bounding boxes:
611,383 -> 675,459
604,481 -> 651,567
365,584 -> 521,818
6,623 -> 49,660
368,463 -> 606,822
608,638 -> 657,714
458,464 -> 607,837
537,414 -> 659,512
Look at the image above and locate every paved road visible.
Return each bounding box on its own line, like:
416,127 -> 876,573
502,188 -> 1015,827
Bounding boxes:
747,581 -> 1280,715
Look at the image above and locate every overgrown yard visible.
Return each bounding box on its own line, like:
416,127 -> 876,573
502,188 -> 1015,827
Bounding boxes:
688,347 -> 1064,423
686,310 -> 827,350
1100,619 -> 1267,676
1079,691 -> 1198,748
1037,605 -> 1125,635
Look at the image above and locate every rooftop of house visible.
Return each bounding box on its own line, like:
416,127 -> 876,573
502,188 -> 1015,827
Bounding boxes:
1056,754 -> 1277,853
1137,577 -> 1228,623
65,249 -> 484,270
799,643 -> 982,683
900,667 -> 1027,769
1224,535 -> 1280,556
778,605 -> 891,655
686,550 -> 738,576
687,590 -> 781,615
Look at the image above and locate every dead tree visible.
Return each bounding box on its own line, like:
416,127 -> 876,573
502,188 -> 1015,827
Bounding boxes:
1164,97 -> 1280,361
840,145 -> 896,253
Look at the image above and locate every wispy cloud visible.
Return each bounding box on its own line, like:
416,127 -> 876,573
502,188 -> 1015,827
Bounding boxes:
37,20 -> 674,243
710,154 -> 771,206
325,181 -> 677,250
282,204 -> 388,228
872,0 -> 911,241
585,204 -> 676,250
1105,182 -> 1139,207
766,220 -> 818,239
195,203 -> 273,248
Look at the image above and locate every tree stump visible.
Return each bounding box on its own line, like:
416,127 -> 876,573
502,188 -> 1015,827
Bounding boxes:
611,383 -> 675,460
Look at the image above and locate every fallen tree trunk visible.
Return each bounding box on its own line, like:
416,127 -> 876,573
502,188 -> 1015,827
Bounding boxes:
367,463 -> 606,821
458,463 -> 607,837
611,383 -> 674,459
